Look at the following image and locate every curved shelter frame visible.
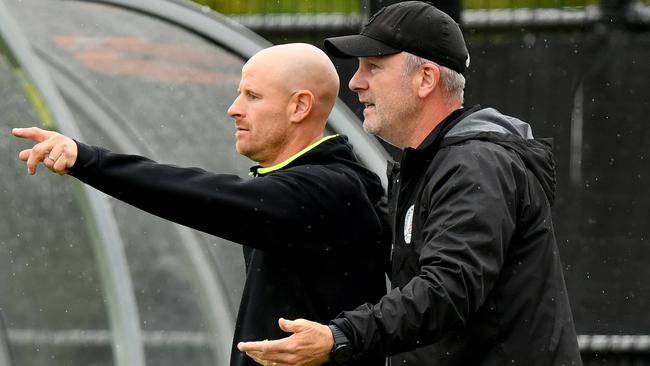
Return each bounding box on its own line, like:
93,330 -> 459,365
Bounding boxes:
0,1 -> 389,366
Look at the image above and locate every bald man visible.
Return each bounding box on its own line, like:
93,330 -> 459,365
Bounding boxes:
13,43 -> 388,366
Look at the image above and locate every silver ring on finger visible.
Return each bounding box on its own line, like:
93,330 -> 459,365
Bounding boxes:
47,155 -> 56,162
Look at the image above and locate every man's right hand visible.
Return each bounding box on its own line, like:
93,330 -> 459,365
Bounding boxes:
238,318 -> 333,366
12,127 -> 78,175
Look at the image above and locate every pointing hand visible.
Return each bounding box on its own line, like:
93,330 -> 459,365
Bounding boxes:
12,127 -> 78,175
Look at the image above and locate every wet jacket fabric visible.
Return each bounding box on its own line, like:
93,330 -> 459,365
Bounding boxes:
69,135 -> 388,366
331,107 -> 582,365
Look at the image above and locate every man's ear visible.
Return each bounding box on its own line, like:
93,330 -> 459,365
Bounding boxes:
289,90 -> 314,123
416,63 -> 440,98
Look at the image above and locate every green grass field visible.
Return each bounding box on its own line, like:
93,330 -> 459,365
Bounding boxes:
464,0 -> 600,8
193,0 -> 641,13
193,0 -> 360,14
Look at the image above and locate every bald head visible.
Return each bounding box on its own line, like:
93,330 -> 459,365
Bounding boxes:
228,43 -> 341,166
244,43 -> 340,121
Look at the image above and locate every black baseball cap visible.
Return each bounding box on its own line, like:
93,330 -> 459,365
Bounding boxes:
324,1 -> 470,74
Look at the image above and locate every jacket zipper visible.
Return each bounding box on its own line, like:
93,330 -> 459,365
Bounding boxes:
389,155 -> 406,262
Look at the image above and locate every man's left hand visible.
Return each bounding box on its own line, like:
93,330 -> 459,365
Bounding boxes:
238,318 -> 333,366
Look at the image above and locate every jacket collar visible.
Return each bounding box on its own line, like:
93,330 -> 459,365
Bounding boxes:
249,135 -> 339,177
390,105 -> 480,181
416,105 -> 482,153
397,105 -> 480,169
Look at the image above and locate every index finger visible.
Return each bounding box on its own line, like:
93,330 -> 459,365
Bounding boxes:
238,339 -> 285,353
12,127 -> 54,143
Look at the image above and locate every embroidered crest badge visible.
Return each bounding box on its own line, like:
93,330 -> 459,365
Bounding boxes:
404,204 -> 415,244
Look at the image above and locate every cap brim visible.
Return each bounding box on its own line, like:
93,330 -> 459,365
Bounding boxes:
324,34 -> 401,59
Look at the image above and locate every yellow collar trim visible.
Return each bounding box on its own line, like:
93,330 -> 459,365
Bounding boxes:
252,134 -> 338,176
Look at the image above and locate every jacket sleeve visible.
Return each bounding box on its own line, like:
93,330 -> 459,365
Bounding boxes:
332,142 -> 520,357
68,142 -> 383,251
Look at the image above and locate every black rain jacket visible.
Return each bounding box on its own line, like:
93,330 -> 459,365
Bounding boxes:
69,135 -> 388,366
332,107 -> 583,365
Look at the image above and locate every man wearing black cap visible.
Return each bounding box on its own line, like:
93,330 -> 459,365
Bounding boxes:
239,2 -> 582,365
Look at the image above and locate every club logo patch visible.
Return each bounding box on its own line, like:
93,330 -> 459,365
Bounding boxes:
404,204 -> 415,244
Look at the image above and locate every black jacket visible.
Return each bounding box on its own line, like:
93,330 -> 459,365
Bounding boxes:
332,107 -> 583,365
69,135 -> 388,366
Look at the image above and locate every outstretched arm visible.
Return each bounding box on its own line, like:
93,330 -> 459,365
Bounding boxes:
12,127 -> 384,253
12,127 -> 78,175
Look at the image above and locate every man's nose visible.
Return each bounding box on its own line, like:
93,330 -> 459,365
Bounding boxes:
227,95 -> 242,119
348,69 -> 367,92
